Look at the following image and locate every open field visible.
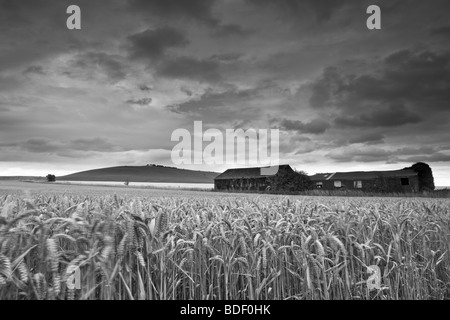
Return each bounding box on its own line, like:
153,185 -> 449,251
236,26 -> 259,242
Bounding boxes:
0,180 -> 449,300
0,181 -> 220,198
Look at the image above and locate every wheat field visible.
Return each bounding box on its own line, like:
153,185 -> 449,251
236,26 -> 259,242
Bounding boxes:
0,187 -> 449,300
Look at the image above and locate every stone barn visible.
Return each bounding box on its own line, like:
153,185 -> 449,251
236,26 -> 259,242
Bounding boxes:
214,165 -> 294,192
309,168 -> 420,193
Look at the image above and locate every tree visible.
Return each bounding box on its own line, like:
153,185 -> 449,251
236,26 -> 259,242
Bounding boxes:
268,169 -> 313,193
46,174 -> 56,182
410,162 -> 435,191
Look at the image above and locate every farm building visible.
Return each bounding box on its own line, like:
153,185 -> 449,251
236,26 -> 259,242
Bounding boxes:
309,169 -> 420,193
214,164 -> 294,191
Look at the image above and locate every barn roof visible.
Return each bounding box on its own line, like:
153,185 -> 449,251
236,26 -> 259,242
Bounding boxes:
214,164 -> 292,180
309,169 -> 418,181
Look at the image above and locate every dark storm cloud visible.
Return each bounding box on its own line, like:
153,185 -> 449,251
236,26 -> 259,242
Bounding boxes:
209,53 -> 243,63
71,52 -> 127,82
139,85 -> 152,91
15,138 -> 60,153
278,135 -> 315,155
23,65 -> 46,75
308,49 -> 450,140
430,25 -> 450,39
349,133 -> 385,145
278,119 -> 331,135
0,5 -> 63,71
211,24 -> 252,37
327,145 -> 450,163
395,146 -> 437,155
156,56 -> 221,82
389,147 -> 450,164
327,147 -> 391,163
180,87 -> 193,96
335,104 -> 422,128
164,84 -> 284,125
383,50 -> 450,93
246,0 -> 355,21
69,138 -> 119,152
128,27 -> 189,61
230,119 -> 253,131
0,0 -> 63,29
301,0 -> 353,21
1,137 -> 121,154
128,0 -> 250,38
400,153 -> 450,163
0,0 -> 117,72
309,67 -> 343,109
126,98 -> 152,106
0,113 -> 31,131
168,86 -> 261,114
128,0 -> 218,26
0,75 -> 20,93
310,50 -> 450,112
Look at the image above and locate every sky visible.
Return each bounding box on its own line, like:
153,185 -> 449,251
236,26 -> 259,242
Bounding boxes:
0,0 -> 450,186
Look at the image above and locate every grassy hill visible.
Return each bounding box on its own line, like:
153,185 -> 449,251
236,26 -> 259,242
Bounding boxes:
58,165 -> 219,184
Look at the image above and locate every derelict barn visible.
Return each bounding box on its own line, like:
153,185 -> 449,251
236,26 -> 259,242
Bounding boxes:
309,169 -> 420,193
214,165 -> 293,192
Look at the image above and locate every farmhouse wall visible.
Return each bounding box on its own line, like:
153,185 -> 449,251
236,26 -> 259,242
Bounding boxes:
314,176 -> 420,193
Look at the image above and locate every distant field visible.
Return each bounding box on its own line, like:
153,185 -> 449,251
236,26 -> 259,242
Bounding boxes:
54,180 -> 214,191
0,180 -> 219,198
0,180 -> 449,300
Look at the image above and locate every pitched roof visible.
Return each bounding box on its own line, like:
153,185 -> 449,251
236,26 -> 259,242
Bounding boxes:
214,165 -> 292,180
309,169 -> 418,181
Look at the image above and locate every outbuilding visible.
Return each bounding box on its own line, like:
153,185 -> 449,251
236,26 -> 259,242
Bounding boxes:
309,169 -> 420,193
214,165 -> 294,192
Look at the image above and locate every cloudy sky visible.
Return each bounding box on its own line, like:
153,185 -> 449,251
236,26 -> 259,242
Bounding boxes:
1,0 -> 450,185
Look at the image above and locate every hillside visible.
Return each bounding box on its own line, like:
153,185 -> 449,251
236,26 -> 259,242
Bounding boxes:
58,165 -> 219,184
